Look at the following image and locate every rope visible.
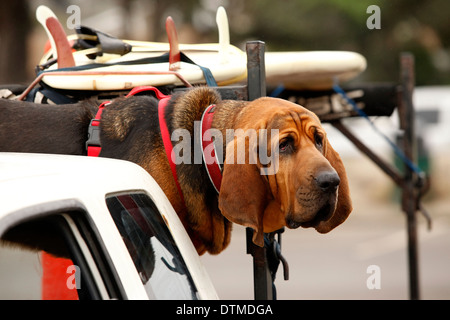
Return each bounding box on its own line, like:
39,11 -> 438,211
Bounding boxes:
332,81 -> 425,178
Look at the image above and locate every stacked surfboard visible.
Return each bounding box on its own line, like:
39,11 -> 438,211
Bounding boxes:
36,5 -> 366,91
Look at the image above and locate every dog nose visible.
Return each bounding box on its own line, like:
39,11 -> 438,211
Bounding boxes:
315,170 -> 340,193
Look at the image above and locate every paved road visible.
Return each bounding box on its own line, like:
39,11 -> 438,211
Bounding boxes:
201,155 -> 450,300
201,213 -> 450,300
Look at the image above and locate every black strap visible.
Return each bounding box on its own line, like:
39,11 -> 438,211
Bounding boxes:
25,83 -> 76,104
179,52 -> 217,86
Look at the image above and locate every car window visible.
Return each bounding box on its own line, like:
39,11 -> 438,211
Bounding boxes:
0,213 -> 116,300
106,193 -> 198,300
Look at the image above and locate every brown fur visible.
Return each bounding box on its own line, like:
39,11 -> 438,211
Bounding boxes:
0,99 -> 97,154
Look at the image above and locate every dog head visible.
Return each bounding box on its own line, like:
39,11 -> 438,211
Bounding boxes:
218,97 -> 352,246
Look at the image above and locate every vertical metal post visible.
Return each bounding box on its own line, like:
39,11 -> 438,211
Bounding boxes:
246,41 -> 266,101
246,228 -> 273,300
245,41 -> 273,300
398,52 -> 420,300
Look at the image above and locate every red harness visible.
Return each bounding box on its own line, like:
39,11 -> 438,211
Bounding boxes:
156,91 -> 185,203
86,86 -> 223,200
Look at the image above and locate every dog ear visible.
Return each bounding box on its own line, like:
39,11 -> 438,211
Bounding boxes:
218,134 -> 268,247
315,139 -> 353,233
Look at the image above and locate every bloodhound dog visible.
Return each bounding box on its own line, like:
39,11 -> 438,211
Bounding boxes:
0,87 -> 352,255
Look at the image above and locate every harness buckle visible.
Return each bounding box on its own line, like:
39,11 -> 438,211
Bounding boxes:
86,119 -> 101,150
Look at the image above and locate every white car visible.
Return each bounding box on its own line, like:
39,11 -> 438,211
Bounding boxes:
0,153 -> 218,300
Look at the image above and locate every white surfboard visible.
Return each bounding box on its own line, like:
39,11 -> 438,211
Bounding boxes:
37,6 -> 247,90
40,45 -> 248,90
265,51 -> 367,90
36,6 -> 366,91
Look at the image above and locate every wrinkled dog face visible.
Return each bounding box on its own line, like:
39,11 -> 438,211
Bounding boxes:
262,104 -> 340,230
219,97 -> 352,247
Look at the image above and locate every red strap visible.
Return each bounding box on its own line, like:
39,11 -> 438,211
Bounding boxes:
125,86 -> 185,203
125,85 -> 170,100
200,104 -> 222,193
87,101 -> 109,157
158,97 -> 185,204
87,146 -> 101,157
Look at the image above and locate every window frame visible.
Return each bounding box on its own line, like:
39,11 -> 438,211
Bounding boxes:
105,191 -> 200,300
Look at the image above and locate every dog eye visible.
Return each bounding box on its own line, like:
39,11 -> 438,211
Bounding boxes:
279,137 -> 294,153
314,132 -> 323,149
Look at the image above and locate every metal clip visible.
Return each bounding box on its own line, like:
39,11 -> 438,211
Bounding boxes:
273,241 -> 289,280
85,119 -> 101,150
266,228 -> 289,281
271,230 -> 289,281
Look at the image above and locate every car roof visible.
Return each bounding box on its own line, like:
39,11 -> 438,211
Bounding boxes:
0,152 -> 146,187
0,152 -> 154,218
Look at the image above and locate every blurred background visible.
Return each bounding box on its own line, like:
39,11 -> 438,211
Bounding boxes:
0,0 -> 449,299
2,0 -> 450,85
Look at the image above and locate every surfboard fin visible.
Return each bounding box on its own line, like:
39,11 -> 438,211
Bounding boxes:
166,16 -> 181,71
216,6 -> 230,64
36,5 -> 75,69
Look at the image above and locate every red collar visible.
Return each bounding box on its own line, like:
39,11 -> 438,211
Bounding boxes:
200,104 -> 222,193
158,102 -> 223,202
